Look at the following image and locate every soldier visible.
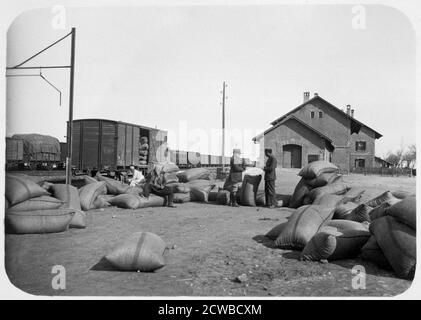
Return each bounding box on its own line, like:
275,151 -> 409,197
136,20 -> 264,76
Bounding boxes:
226,148 -> 245,207
264,148 -> 278,208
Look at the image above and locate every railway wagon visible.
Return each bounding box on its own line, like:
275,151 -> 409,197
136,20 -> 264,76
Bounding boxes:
69,119 -> 167,175
5,137 -> 24,169
200,154 -> 210,166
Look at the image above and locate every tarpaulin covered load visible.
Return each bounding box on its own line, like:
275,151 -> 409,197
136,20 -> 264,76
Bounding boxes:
105,232 -> 166,272
12,133 -> 61,161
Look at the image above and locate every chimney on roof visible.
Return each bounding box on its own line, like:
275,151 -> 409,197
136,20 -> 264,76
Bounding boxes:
303,91 -> 310,103
314,92 -> 318,97
351,109 -> 355,117
346,105 -> 351,115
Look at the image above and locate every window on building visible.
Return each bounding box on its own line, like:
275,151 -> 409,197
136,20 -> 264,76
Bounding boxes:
308,154 -> 319,163
310,111 -> 315,118
355,159 -> 366,168
319,111 -> 323,118
355,141 -> 366,152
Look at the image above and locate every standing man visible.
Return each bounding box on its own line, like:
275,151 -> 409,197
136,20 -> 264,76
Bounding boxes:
264,148 -> 278,208
225,148 -> 245,207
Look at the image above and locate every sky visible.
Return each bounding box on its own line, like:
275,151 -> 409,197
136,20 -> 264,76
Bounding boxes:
6,5 -> 416,160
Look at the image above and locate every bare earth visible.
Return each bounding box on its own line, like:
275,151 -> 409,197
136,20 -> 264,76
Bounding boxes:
5,169 -> 415,297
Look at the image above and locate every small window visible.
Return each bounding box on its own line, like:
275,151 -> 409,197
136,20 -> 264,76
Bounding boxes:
310,111 -> 315,118
319,111 -> 323,118
355,141 -> 366,152
355,159 -> 366,168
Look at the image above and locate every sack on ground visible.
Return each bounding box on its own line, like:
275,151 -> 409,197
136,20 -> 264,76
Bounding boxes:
162,163 -> 180,173
289,178 -> 312,208
386,196 -> 415,230
308,181 -> 349,202
298,161 -> 339,180
6,195 -> 64,213
94,194 -> 114,208
369,202 -> 391,221
306,172 -> 342,188
96,174 -> 129,195
215,190 -> 230,205
124,186 -> 144,196
5,174 -> 50,206
392,190 -> 415,199
138,194 -> 166,208
365,191 -> 400,207
240,174 -> 262,207
312,194 -> 344,208
108,194 -> 142,209
333,202 -> 358,219
5,209 -> 75,234
173,193 -> 191,203
50,184 -> 82,211
274,205 -> 334,250
327,219 -> 369,232
370,216 -> 416,279
345,203 -> 372,223
190,184 -> 214,203
359,236 -> 392,270
83,175 -> 98,185
105,232 -> 166,272
301,228 -> 370,261
177,168 -> 210,182
79,181 -> 107,211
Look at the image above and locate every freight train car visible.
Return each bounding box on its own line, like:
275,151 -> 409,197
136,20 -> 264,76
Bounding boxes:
5,137 -> 24,170
7,134 -> 61,170
69,119 -> 167,176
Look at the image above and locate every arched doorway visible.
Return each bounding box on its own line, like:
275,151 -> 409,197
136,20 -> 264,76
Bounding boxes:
283,144 -> 302,168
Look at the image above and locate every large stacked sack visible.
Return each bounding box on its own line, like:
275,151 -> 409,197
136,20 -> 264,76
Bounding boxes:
362,197 -> 416,279
239,174 -> 262,206
105,232 -> 166,272
177,168 -> 210,183
139,136 -> 149,165
50,184 -> 87,228
274,205 -> 335,250
5,174 -> 76,234
289,161 -> 344,209
187,179 -> 215,203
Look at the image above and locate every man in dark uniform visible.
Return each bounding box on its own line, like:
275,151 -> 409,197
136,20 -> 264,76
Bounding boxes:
264,148 -> 277,208
225,148 -> 245,207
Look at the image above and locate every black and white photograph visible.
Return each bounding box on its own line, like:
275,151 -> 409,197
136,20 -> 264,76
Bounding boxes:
0,0 -> 419,302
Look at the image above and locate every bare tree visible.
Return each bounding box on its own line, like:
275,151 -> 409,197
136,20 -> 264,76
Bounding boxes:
403,144 -> 416,169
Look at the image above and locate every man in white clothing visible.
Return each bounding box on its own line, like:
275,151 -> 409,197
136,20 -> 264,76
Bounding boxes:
128,164 -> 145,187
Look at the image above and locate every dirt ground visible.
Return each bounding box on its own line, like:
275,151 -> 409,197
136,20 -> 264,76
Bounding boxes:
5,169 -> 416,297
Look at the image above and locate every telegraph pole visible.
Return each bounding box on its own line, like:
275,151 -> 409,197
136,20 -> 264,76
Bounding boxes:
66,27 -> 76,185
221,81 -> 227,169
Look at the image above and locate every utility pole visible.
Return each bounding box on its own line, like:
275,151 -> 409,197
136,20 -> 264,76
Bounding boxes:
66,27 -> 76,185
221,81 -> 227,169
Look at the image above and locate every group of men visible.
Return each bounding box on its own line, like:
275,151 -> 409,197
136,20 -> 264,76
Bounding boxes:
126,147 -> 278,208
225,148 -> 278,208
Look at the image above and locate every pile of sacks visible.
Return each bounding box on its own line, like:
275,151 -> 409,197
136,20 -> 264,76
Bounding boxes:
139,136 -> 149,165
5,173 -> 86,234
171,167 -> 213,203
265,161 -> 416,280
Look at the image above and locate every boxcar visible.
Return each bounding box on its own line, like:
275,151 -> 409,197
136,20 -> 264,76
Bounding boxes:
177,150 -> 188,167
68,119 -> 167,174
5,137 -> 24,169
200,154 -> 210,166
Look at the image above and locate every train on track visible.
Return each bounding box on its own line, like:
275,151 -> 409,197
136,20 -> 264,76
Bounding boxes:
6,118 -> 254,175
